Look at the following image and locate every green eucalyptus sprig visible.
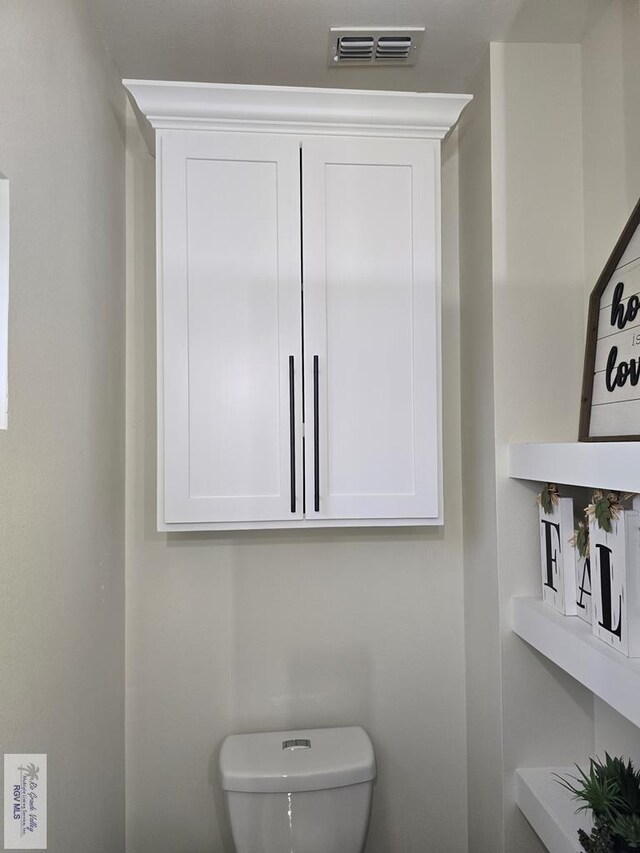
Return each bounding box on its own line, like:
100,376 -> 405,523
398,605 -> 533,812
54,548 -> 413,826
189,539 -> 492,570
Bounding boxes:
585,492 -> 635,533
569,521 -> 590,559
536,483 -> 559,515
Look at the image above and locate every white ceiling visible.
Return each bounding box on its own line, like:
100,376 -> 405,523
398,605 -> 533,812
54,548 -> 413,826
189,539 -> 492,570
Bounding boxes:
85,0 -> 613,94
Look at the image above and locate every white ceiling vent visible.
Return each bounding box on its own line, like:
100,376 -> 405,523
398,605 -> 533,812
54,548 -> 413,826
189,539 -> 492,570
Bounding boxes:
328,27 -> 425,67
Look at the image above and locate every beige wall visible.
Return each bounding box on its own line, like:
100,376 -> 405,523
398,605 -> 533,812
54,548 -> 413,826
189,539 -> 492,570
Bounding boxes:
459,3 -> 640,850
582,0 -> 640,293
123,5 -> 640,852
2,3 -> 638,852
581,0 -> 640,764
458,50 -> 505,853
490,41 -> 595,853
460,42 -> 595,853
124,104 -> 469,852
0,1 -> 126,850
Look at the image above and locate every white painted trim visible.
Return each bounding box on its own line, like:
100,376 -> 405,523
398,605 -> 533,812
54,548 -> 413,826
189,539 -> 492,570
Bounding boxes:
158,516 -> 441,532
0,174 -> 8,430
156,135 -> 165,531
512,596 -> 640,728
509,441 -> 640,492
516,767 -> 590,853
123,80 -> 471,140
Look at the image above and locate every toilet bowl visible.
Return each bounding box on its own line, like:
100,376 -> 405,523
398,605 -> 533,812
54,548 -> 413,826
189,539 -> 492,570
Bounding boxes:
219,725 -> 376,853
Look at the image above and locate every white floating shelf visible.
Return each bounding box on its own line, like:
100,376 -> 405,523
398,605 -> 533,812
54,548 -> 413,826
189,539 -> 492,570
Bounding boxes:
509,442 -> 640,492
516,767 -> 591,853
512,597 -> 640,728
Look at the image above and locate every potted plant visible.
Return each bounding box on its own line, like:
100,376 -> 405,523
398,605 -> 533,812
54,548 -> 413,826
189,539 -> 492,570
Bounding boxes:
556,755 -> 640,851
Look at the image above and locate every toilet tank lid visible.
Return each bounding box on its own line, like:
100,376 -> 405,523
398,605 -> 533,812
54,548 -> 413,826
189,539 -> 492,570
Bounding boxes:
219,726 -> 376,793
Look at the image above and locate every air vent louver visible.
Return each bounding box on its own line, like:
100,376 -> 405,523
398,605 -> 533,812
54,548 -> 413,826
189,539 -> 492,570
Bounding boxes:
337,37 -> 375,62
376,36 -> 412,61
329,28 -> 425,67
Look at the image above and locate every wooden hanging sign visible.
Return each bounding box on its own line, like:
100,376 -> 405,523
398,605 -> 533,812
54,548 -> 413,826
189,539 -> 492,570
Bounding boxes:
580,198 -> 640,440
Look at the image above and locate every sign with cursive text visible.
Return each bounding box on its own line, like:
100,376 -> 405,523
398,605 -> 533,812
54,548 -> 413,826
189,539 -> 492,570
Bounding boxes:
580,198 -> 640,439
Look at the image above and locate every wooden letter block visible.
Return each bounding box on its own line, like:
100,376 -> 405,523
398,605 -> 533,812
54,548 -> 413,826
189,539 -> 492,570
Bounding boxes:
574,551 -> 593,625
589,507 -> 640,657
539,497 -> 577,615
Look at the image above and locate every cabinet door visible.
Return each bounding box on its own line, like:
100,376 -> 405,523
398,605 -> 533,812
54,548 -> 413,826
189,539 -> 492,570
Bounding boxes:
159,132 -> 303,524
302,137 -> 441,521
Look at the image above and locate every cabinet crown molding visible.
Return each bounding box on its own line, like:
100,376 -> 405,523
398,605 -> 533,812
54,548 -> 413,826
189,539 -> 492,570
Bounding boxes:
124,80 -> 471,141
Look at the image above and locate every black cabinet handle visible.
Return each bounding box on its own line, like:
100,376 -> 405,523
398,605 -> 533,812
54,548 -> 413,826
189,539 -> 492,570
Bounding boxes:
289,355 -> 295,513
313,355 -> 319,512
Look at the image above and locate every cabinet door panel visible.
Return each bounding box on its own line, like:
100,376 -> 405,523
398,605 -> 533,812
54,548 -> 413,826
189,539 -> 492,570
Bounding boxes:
160,132 -> 302,523
302,137 -> 441,520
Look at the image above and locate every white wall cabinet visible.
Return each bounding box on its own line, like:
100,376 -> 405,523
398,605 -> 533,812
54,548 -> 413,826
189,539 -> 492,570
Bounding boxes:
125,82 -> 470,530
161,132 -> 302,525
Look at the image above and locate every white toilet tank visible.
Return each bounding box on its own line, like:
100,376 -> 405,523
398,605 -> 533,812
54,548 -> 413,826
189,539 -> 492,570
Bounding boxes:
219,726 -> 376,853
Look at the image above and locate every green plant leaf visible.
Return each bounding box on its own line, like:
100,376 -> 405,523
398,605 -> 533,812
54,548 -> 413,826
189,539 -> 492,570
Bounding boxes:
572,523 -> 590,559
538,484 -> 558,515
555,759 -> 626,819
557,756 -> 640,852
594,497 -> 613,532
611,812 -> 640,846
578,825 -> 615,852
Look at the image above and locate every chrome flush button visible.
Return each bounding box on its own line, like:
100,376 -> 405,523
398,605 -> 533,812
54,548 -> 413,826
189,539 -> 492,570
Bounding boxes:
282,738 -> 311,750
